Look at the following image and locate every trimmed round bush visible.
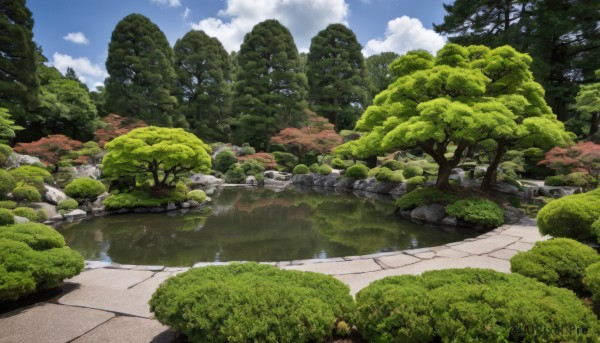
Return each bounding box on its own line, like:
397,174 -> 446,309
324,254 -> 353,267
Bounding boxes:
239,144 -> 255,156
57,199 -> 79,211
187,190 -> 206,203
402,165 -> 424,178
0,200 -> 17,209
565,172 -> 597,188
406,175 -> 426,192
445,198 -> 504,228
317,164 -> 332,175
583,262 -> 600,301
545,175 -> 567,186
13,207 -> 39,222
382,160 -> 404,171
0,169 -> 16,198
396,187 -> 457,210
150,263 -> 353,342
510,238 -> 600,294
9,165 -> 53,184
331,157 -> 349,169
367,166 -> 381,178
214,150 -> 237,173
293,164 -> 310,175
375,167 -> 404,183
224,165 -> 246,184
273,151 -> 298,172
12,185 -> 41,202
64,178 -> 106,199
344,164 -> 369,179
0,208 -> 14,225
537,188 -> 600,242
353,268 -> 600,342
309,163 -> 320,173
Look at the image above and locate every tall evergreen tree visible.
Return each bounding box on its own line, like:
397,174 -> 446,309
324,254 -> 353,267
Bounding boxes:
104,14 -> 185,127
434,0 -> 600,122
0,0 -> 39,135
365,52 -> 400,96
174,31 -> 231,142
233,19 -> 307,150
307,24 -> 370,131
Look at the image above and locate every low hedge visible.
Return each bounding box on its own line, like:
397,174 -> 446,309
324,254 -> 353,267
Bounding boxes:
565,172 -> 597,188
0,208 -> 14,225
0,200 -> 17,209
0,223 -> 84,301
402,165 -> 424,178
353,268 -> 600,342
544,175 -> 567,186
9,165 -> 53,185
445,198 -> 504,228
583,262 -> 600,301
537,188 -> 600,242
293,164 -> 310,175
57,199 -> 79,211
11,185 -> 41,202
395,187 -> 457,210
64,178 -> 106,199
13,207 -> 39,222
344,164 -> 369,179
510,238 -> 600,294
150,263 -> 353,343
186,190 -> 206,203
102,189 -> 186,210
317,164 -> 333,176
375,167 -> 405,183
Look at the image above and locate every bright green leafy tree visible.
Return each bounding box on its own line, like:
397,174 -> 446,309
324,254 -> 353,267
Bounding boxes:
0,108 -> 23,143
174,30 -> 231,142
102,126 -> 211,188
341,44 -> 571,190
104,14 -> 185,127
307,24 -> 370,131
233,20 -> 307,151
571,70 -> 600,139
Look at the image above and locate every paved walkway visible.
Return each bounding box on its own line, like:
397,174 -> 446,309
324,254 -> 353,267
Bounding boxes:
0,220 -> 547,343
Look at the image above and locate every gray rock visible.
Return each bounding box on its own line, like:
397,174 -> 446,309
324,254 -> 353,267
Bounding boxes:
187,199 -> 200,207
5,153 -> 41,169
245,175 -> 257,186
29,202 -> 59,218
461,179 -> 482,188
91,207 -> 105,214
539,186 -> 580,198
73,165 -> 101,179
64,209 -> 87,219
189,174 -> 224,187
353,178 -> 376,191
411,204 -> 446,224
291,174 -> 314,186
49,214 -> 64,222
397,209 -> 412,219
441,216 -> 458,226
92,193 -> 109,208
181,202 -> 190,209
495,181 -> 521,196
334,177 -> 357,189
449,168 -> 465,183
44,185 -> 68,205
371,181 -> 399,194
166,203 -> 177,211
504,207 -> 525,224
390,183 -> 408,197
313,174 -> 338,187
263,178 -> 292,189
13,215 -> 29,223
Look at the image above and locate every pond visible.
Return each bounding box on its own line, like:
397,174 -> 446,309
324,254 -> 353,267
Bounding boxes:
55,187 -> 481,266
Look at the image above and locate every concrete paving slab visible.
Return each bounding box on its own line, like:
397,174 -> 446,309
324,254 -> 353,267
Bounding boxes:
377,253 -> 421,268
282,259 -> 382,275
73,316 -> 176,343
0,303 -> 114,343
65,268 -> 154,290
451,235 -> 520,255
414,251 -> 436,259
487,248 -> 519,260
290,257 -> 345,265
435,248 -> 470,258
505,241 -> 535,251
501,226 -> 544,239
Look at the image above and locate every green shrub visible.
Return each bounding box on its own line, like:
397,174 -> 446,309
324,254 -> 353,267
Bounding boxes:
255,172 -> 264,183
344,164 -> 369,179
0,200 -> 17,209
57,199 -> 79,211
0,223 -> 84,301
402,165 -> 424,178
445,198 -> 504,228
0,208 -> 14,225
150,263 -> 353,343
375,167 -> 405,183
0,169 -> 16,198
12,185 -> 41,202
36,209 -> 47,222
9,165 -> 53,184
583,262 -> 600,301
332,157 -> 351,170
537,188 -> 600,242
510,238 -> 600,294
545,175 -> 567,186
382,160 -> 404,171
187,190 -> 206,203
308,163 -> 319,173
224,165 -> 246,184
214,150 -> 237,173
353,268 -> 600,342
406,175 -> 426,192
240,159 -> 264,176
565,172 -> 597,188
13,207 -> 39,222
395,187 -> 457,210
317,164 -> 332,175
238,143 -> 255,156
273,152 -> 299,172
102,189 -> 185,210
64,178 -> 106,199
293,164 -> 310,175
367,167 -> 381,178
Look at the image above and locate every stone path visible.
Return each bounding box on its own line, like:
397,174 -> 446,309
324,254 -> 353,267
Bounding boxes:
0,220 -> 547,342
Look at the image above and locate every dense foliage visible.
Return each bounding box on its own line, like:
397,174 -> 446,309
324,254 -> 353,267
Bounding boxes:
293,164 -> 310,175
344,164 -> 369,179
584,262 -> 600,301
14,135 -> 84,171
64,178 -> 106,200
353,268 -> 600,342
0,208 -> 14,226
150,263 -> 353,343
186,190 -> 206,203
102,189 -> 185,210
445,198 -> 504,228
395,187 -> 457,210
11,185 -> 41,202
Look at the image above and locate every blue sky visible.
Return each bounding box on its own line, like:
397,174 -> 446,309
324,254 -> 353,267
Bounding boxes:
28,0 -> 450,89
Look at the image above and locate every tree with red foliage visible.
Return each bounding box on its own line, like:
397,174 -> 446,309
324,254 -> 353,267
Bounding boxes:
94,114 -> 146,147
539,142 -> 600,177
237,152 -> 277,169
271,111 -> 342,163
14,135 -> 84,172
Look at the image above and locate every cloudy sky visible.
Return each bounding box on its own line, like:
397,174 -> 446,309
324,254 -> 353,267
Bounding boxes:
29,0 -> 450,90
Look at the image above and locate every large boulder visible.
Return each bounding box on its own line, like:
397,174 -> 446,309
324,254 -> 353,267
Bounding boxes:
354,178 -> 377,192
13,215 -> 29,224
313,175 -> 338,187
538,186 -> 581,198
291,174 -> 314,186
495,181 -> 521,196
390,183 -> 408,197
411,204 -> 446,224
263,178 -> 292,189
334,177 -> 357,189
449,168 -> 465,183
72,165 -> 101,180
504,207 -> 526,224
44,185 -> 68,205
264,170 -> 292,181
245,175 -> 257,186
29,202 -> 59,218
190,174 -> 224,187
5,153 -> 41,169
63,209 -> 87,219
371,181 -> 399,194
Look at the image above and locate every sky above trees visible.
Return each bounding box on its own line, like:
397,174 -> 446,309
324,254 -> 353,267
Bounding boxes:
28,0 -> 448,90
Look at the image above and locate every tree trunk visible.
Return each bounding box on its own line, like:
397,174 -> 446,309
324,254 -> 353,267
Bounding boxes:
152,169 -> 160,187
590,112 -> 599,138
436,163 -> 452,190
481,140 -> 506,191
366,155 -> 377,168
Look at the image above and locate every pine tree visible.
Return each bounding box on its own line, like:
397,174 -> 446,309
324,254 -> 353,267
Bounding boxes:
104,13 -> 185,127
0,0 -> 39,134
307,24 -> 370,131
365,52 -> 400,96
233,19 -> 307,150
174,30 -> 231,142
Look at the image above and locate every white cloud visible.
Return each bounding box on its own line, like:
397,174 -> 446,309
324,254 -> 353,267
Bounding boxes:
182,7 -> 190,20
63,32 -> 89,45
362,16 -> 446,57
190,0 -> 349,52
50,52 -> 108,89
151,0 -> 181,7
